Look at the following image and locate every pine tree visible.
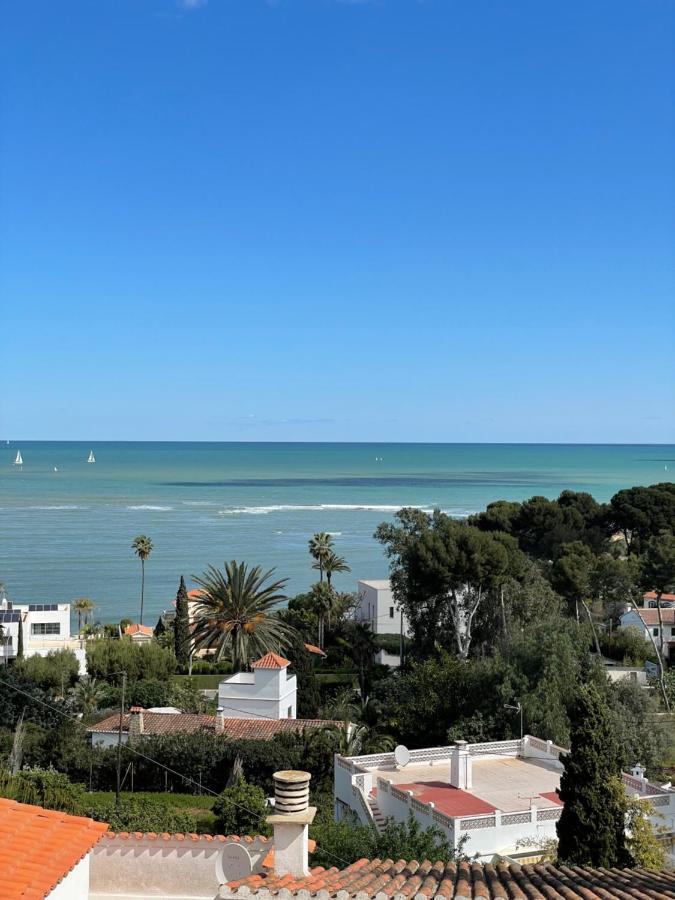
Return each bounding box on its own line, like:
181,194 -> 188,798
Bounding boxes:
174,576 -> 190,667
556,683 -> 629,867
17,617 -> 24,659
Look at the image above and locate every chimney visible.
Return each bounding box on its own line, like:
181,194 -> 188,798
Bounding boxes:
216,707 -> 225,733
450,740 -> 472,790
266,770 -> 315,877
631,763 -> 647,784
128,707 -> 144,740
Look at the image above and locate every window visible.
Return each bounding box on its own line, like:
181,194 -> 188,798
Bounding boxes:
287,706 -> 293,718
31,622 -> 60,636
671,627 -> 675,638
389,607 -> 395,619
653,627 -> 659,637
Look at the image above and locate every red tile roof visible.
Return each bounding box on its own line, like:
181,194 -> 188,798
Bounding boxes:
124,623 -> 154,636
251,652 -> 291,669
630,608 -> 675,626
0,797 -> 108,898
226,858 -> 675,899
397,781 -> 496,818
644,591 -> 675,602
101,831 -> 270,843
88,712 -> 343,740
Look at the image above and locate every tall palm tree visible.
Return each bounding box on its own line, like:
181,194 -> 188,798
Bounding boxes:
73,597 -> 96,638
190,561 -> 296,670
308,581 -> 334,649
131,535 -> 153,625
308,533 -> 334,582
321,551 -> 351,589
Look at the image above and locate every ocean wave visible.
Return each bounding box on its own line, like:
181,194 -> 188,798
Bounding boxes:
126,505 -> 173,511
25,504 -> 84,511
218,503 -> 437,516
181,501 -> 216,506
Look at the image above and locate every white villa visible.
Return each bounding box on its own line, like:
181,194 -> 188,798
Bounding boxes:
218,651 -> 297,719
355,580 -> 409,637
620,606 -> 675,659
334,736 -> 675,863
0,592 -> 86,673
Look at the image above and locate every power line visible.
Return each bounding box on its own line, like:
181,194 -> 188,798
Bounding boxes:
0,675 -> 353,869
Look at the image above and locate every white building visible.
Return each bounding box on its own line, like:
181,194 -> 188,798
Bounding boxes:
619,606 -> 675,659
334,736 -> 675,863
0,593 -> 86,672
355,579 -> 409,637
218,652 -> 297,720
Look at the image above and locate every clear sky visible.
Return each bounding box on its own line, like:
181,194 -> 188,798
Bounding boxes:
1,0 -> 673,443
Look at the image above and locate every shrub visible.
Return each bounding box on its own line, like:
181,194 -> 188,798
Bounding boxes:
212,779 -> 270,836
15,650 -> 80,693
0,767 -> 85,814
83,794 -> 197,833
86,639 -> 176,682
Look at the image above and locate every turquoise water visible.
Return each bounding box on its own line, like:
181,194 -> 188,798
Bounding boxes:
1,442 -> 672,623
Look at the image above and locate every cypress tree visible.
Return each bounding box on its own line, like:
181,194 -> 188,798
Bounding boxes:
17,617 -> 24,659
556,682 -> 628,867
174,576 -> 190,667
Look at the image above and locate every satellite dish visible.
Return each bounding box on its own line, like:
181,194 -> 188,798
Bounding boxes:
216,842 -> 253,883
394,744 -> 410,768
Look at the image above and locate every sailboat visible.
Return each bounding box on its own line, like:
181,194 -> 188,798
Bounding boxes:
13,451 -> 23,466
87,450 -> 96,464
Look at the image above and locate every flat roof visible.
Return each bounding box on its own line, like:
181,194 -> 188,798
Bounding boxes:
358,579 -> 391,589
369,755 -> 562,814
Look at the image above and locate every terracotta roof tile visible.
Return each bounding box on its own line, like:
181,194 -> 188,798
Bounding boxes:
0,797 -> 108,897
88,712 -> 343,740
630,608 -> 675,626
251,652 -> 291,669
644,591 -> 675,602
224,859 -> 675,899
123,623 -> 154,636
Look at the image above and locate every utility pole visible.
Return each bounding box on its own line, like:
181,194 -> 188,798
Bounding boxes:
115,672 -> 127,814
399,608 -> 404,666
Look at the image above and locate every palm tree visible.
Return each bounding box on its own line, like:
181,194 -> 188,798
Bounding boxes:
321,722 -> 395,756
343,621 -> 378,701
71,677 -> 106,721
190,560 -> 296,670
308,533 -> 334,582
321,551 -> 351,589
131,535 -> 153,625
308,581 -> 334,649
73,597 -> 96,638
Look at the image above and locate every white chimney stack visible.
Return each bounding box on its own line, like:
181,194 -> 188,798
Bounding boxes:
450,740 -> 472,790
266,770 -> 315,877
216,707 -> 225,733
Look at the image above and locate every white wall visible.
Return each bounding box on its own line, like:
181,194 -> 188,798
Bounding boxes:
47,853 -> 90,900
90,835 -> 270,898
355,581 -> 408,637
218,668 -> 297,720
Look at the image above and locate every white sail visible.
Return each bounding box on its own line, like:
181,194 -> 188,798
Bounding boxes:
88,450 -> 96,463
14,451 -> 23,465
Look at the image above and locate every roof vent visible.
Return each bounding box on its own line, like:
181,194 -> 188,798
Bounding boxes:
273,770 -> 311,814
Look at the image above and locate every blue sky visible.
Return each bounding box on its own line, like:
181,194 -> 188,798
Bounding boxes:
1,0 -> 673,443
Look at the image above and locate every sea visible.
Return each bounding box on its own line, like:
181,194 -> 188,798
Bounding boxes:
1,442 -> 673,624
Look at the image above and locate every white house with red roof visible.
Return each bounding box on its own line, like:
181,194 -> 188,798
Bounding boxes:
218,652 -> 297,720
334,736 -> 675,862
620,605 -> 675,658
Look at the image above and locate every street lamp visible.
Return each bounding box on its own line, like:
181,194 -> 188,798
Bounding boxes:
504,702 -> 523,741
